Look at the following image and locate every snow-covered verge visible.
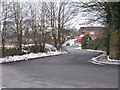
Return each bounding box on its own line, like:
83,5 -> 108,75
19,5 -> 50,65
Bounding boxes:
84,49 -> 104,53
45,44 -> 57,51
107,56 -> 120,61
90,50 -> 120,65
0,51 -> 68,64
75,47 -> 104,52
75,47 -> 120,65
75,47 -> 82,50
63,39 -> 77,46
0,44 -> 68,64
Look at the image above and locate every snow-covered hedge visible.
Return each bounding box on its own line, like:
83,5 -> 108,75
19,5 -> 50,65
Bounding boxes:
0,44 -> 68,64
0,51 -> 68,64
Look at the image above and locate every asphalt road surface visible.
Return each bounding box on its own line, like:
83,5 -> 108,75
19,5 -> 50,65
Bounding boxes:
2,46 -> 118,88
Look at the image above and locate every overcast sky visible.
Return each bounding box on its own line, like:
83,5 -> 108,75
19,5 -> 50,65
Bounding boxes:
1,0 -> 119,2
0,0 -> 106,30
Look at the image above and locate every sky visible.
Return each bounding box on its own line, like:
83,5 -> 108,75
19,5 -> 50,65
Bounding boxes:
0,0 -> 120,2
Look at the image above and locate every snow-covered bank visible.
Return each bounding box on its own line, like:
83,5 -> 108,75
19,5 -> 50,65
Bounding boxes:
107,56 -> 120,61
76,48 -> 120,65
91,57 -> 120,65
63,39 -> 77,46
75,47 -> 82,50
0,51 -> 68,64
0,44 -> 68,64
84,49 -> 104,53
76,47 -> 103,52
90,50 -> 120,65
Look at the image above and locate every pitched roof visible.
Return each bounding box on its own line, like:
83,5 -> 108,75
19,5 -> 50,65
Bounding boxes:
79,27 -> 106,33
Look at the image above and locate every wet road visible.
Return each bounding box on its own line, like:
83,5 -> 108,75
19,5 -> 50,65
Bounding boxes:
2,46 -> 118,88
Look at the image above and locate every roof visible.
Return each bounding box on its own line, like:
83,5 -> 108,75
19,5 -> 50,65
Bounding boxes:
79,27 -> 106,33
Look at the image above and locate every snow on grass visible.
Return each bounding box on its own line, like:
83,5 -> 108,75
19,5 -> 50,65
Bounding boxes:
76,48 -> 120,65
79,34 -> 84,38
107,56 -> 120,61
75,47 -> 82,50
75,46 -> 105,53
63,39 -> 77,46
84,49 -> 104,53
91,58 -> 120,65
0,51 -> 68,64
91,54 -> 106,65
0,44 -> 68,64
45,44 -> 57,51
5,45 -> 15,49
89,49 -> 120,65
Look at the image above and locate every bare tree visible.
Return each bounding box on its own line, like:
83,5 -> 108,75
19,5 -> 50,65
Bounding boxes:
29,4 -> 38,47
44,2 -> 58,48
27,2 -> 49,52
0,2 -> 11,57
44,1 -> 78,49
11,1 -> 28,55
39,2 -> 46,52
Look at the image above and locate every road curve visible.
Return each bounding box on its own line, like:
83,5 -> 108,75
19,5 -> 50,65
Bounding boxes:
2,46 -> 118,88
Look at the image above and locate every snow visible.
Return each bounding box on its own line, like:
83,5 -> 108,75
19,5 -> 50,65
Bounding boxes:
89,50 -> 120,65
22,44 -> 34,47
79,34 -> 84,38
75,47 -> 82,50
0,51 -> 68,64
63,39 -> 77,46
76,48 -> 104,53
45,44 -> 57,51
91,53 -> 105,65
91,57 -> 120,65
5,45 -> 15,49
0,44 -> 68,64
107,56 -> 120,61
84,49 -> 104,53
90,32 -> 95,35
76,48 -> 120,65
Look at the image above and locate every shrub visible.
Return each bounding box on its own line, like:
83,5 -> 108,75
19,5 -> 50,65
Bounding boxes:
81,35 -> 89,49
5,48 -> 19,56
109,30 -> 120,59
23,45 -> 45,53
81,35 -> 107,51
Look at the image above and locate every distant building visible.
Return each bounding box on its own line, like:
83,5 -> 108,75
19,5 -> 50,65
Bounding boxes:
79,27 -> 107,40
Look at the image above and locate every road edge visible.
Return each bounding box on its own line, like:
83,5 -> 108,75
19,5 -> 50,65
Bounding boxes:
90,50 -> 120,65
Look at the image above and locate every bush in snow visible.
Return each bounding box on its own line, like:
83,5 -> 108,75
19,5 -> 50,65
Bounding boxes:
45,44 -> 57,52
23,45 -> 44,53
3,44 -> 58,58
5,48 -> 19,56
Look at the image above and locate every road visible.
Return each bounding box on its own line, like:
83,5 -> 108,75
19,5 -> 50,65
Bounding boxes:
2,46 -> 118,88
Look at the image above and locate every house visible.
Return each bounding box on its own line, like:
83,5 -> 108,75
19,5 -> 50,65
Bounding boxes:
78,27 -> 107,40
